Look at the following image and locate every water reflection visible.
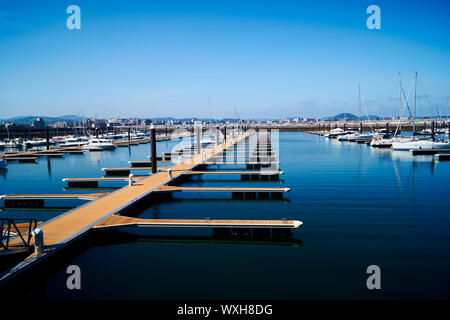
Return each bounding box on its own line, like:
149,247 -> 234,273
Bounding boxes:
46,157 -> 52,177
0,168 -> 7,180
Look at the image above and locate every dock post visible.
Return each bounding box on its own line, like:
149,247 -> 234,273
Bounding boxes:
129,173 -> 134,186
386,122 -> 389,133
359,122 -> 363,133
195,126 -> 201,154
216,126 -> 220,146
128,128 -> 131,141
32,228 -> 44,254
96,128 -> 99,138
245,136 -> 249,159
431,121 -> 435,136
150,126 -> 157,173
46,128 -> 50,150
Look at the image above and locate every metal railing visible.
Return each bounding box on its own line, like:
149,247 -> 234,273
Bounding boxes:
0,218 -> 37,251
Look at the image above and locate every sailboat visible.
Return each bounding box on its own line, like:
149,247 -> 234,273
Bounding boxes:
392,72 -> 450,151
338,85 -> 375,142
371,73 -> 405,148
200,96 -> 217,145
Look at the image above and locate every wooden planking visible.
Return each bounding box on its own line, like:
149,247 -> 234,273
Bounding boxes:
155,186 -> 290,192
0,193 -> 107,201
184,171 -> 284,175
94,215 -> 302,229
62,176 -> 148,182
102,167 -> 170,171
204,161 -> 280,165
3,146 -> 80,158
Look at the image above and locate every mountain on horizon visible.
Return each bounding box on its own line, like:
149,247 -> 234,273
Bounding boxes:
322,113 -> 381,121
0,115 -> 86,125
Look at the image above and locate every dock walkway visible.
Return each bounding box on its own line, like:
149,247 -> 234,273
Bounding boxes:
0,133 -> 250,283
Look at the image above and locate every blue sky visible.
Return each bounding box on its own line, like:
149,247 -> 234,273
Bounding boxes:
0,0 -> 449,119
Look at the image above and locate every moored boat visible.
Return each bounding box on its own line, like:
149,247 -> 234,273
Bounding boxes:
392,138 -> 450,151
324,128 -> 345,138
82,139 -> 116,150
60,137 -> 87,147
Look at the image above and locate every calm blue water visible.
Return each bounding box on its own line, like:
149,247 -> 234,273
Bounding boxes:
2,132 -> 450,299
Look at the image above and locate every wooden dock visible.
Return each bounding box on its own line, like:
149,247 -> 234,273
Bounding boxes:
3,146 -> 80,159
155,186 -> 290,192
93,215 -> 301,230
204,161 -> 280,165
0,193 -> 107,201
183,170 -> 284,175
0,131 -> 301,284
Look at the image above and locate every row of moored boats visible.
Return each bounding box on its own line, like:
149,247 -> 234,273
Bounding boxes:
324,127 -> 450,150
0,131 -> 150,151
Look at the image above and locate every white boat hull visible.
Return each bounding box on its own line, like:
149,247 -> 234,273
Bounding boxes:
392,140 -> 450,151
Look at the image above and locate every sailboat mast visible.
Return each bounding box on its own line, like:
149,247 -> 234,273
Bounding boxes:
208,96 -> 213,138
413,71 -> 417,132
358,84 -> 361,131
398,72 -> 402,131
447,97 -> 449,120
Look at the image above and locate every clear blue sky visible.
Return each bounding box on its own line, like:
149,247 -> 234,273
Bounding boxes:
0,0 -> 449,119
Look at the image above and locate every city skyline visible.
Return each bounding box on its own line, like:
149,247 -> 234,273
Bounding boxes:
0,0 -> 449,119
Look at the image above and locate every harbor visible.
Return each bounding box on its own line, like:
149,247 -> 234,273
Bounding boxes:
1,127 -> 450,299
1,128 -> 302,290
1,0 -> 450,308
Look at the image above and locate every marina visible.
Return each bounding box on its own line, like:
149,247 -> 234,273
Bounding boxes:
1,128 -> 303,289
1,129 -> 450,299
1,0 -> 450,307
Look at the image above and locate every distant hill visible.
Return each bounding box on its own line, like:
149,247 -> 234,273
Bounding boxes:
0,115 -> 86,125
322,113 -> 381,121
